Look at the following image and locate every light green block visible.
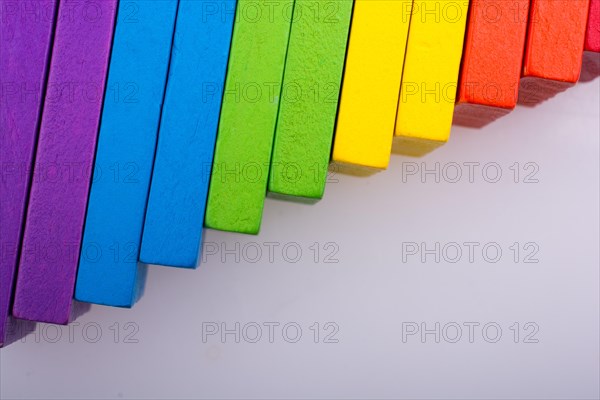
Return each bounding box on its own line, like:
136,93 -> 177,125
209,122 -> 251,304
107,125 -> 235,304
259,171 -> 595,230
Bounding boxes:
205,0 -> 295,234
269,0 -> 353,199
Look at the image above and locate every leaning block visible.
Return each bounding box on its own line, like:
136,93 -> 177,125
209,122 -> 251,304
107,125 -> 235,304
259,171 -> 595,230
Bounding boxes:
585,0 -> 600,51
454,0 -> 530,128
12,0 -> 118,324
140,0 -> 236,267
75,0 -> 178,306
0,0 -> 57,346
519,0 -> 590,105
205,0 -> 295,234
269,0 -> 353,199
332,0 -> 413,170
581,0 -> 600,81
395,0 -> 469,157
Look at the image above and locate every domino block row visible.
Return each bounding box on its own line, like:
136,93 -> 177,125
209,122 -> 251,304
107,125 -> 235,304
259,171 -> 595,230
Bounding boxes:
1,0 -> 598,345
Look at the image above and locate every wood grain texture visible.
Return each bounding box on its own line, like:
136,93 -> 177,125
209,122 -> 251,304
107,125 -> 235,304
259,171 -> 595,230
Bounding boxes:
269,0 -> 353,199
332,0 -> 413,170
519,0 -> 590,105
75,0 -> 178,306
140,0 -> 236,267
454,0 -> 530,128
394,0 -> 469,157
0,0 -> 57,346
205,0 -> 295,234
12,0 -> 118,324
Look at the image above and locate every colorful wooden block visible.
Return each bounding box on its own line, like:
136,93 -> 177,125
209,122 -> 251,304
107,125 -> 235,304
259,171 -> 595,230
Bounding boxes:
0,0 -> 57,346
12,0 -> 118,324
75,0 -> 178,306
519,0 -> 590,105
581,0 -> 600,81
454,0 -> 530,128
585,0 -> 600,51
205,0 -> 295,234
140,0 -> 236,267
269,0 -> 353,199
332,0 -> 413,170
394,0 -> 469,157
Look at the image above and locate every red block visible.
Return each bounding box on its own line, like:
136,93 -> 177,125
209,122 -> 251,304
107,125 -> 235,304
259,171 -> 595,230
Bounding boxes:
581,0 -> 600,81
455,0 -> 530,128
519,0 -> 590,105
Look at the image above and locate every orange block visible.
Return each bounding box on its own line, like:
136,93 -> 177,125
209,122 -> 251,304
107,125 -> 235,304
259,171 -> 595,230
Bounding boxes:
519,0 -> 590,105
455,0 -> 530,127
581,0 -> 600,81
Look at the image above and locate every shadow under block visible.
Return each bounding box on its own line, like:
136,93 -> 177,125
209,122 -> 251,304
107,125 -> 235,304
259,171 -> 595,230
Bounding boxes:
332,0 -> 413,170
269,0 -> 353,199
0,0 -> 57,346
74,0 -> 178,306
205,0 -> 295,234
12,0 -> 118,324
581,0 -> 600,81
140,0 -> 236,267
518,0 -> 590,105
394,0 -> 469,157
454,0 -> 530,128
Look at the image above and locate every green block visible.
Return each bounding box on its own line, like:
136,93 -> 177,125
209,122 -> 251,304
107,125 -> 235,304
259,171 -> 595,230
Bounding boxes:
205,0 -> 295,234
269,0 -> 353,199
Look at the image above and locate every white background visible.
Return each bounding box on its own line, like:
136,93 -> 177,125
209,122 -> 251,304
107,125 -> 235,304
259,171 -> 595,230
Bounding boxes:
1,79 -> 599,399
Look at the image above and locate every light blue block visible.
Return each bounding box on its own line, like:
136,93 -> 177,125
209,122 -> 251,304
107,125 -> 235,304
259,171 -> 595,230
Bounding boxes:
140,0 -> 236,268
75,0 -> 179,307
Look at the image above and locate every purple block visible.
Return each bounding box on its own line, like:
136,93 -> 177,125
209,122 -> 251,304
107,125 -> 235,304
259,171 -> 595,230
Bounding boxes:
0,0 -> 57,347
12,0 -> 118,325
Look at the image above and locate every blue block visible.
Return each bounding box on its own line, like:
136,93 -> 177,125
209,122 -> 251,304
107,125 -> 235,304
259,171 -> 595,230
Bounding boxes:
75,0 -> 179,307
140,0 -> 236,268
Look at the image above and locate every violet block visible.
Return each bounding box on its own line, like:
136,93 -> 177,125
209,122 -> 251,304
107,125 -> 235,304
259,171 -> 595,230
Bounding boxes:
12,0 -> 118,325
0,0 -> 58,346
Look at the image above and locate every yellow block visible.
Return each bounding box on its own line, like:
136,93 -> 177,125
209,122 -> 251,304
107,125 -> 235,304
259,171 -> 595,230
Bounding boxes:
395,0 -> 469,157
332,0 -> 413,171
